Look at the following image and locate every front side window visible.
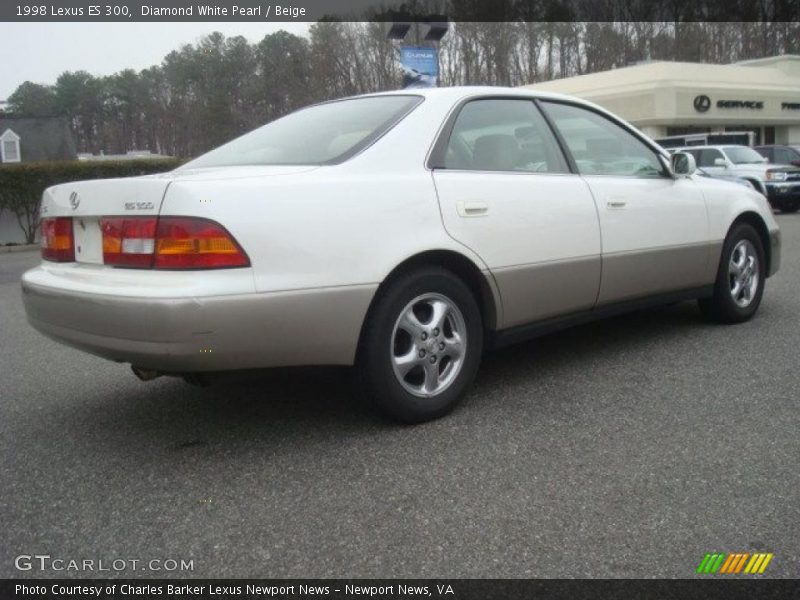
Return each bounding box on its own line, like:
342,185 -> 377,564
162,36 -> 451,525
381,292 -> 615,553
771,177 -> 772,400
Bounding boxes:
690,148 -> 724,168
183,95 -> 421,168
723,146 -> 766,165
443,99 -> 569,173
541,101 -> 664,177
753,147 -> 772,161
774,148 -> 794,164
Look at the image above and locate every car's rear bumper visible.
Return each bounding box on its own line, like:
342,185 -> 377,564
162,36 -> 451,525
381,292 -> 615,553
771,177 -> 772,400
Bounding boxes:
21,275 -> 377,372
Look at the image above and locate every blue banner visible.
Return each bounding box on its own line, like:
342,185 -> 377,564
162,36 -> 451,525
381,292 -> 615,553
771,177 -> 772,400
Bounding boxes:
399,46 -> 438,88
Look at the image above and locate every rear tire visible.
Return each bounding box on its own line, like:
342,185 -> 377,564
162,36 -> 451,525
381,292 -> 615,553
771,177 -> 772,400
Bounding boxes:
356,267 -> 483,423
698,222 -> 765,323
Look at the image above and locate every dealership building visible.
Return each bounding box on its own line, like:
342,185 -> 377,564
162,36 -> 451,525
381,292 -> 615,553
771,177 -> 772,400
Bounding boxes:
522,54 -> 800,146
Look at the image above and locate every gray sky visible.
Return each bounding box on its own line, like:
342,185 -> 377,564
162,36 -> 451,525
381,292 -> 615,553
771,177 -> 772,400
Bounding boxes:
0,22 -> 311,100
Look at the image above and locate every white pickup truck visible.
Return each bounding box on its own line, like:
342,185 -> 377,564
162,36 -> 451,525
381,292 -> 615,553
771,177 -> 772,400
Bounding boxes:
676,145 -> 800,213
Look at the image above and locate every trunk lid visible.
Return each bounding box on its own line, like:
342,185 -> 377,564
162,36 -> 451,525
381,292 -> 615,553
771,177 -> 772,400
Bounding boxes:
41,175 -> 169,265
40,166 -> 318,264
41,175 -> 170,219
40,166 -> 319,218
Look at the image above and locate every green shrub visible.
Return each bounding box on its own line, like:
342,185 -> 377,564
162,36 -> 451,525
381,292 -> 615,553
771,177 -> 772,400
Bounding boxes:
0,158 -> 185,243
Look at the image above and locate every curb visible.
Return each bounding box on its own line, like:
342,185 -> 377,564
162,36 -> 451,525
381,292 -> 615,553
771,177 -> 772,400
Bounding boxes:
0,244 -> 39,254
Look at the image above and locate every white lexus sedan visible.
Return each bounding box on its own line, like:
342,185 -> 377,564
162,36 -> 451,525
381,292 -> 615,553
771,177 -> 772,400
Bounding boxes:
22,87 -> 780,422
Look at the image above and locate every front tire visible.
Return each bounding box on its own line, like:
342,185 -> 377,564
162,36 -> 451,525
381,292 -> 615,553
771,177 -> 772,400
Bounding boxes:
698,223 -> 765,323
357,267 -> 483,423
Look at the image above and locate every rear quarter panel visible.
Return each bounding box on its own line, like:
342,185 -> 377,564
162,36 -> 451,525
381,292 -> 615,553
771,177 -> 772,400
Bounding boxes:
160,91 -> 493,295
161,168 -> 481,293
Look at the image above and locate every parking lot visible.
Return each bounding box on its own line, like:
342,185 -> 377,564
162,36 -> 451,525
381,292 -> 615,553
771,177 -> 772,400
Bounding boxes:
1,214 -> 798,579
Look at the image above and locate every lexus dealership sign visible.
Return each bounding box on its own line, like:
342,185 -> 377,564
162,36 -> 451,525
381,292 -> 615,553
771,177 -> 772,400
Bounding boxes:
694,94 -> 767,111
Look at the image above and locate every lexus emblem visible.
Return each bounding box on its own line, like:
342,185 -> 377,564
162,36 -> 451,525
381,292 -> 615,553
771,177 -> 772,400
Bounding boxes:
693,94 -> 711,113
69,191 -> 80,210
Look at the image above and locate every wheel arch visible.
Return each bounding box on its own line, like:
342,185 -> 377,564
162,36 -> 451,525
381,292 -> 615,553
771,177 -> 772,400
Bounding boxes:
358,250 -> 501,349
729,211 -> 772,274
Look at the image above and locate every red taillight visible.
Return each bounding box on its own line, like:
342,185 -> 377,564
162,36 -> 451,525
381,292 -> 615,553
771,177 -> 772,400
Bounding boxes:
100,216 -> 249,270
102,217 -> 157,267
41,217 -> 75,262
154,217 -> 250,269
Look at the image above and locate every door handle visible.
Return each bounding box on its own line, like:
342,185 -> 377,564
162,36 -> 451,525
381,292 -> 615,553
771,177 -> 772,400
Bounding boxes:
457,201 -> 489,217
607,199 -> 627,209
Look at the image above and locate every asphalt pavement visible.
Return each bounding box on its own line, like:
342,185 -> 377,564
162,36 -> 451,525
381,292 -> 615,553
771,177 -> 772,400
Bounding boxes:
1,216 -> 799,579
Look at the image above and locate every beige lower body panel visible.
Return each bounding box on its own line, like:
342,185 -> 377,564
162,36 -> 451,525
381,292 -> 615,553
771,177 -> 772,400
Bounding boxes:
22,281 -> 378,372
493,256 -> 601,328
491,241 -> 722,328
598,241 -> 721,306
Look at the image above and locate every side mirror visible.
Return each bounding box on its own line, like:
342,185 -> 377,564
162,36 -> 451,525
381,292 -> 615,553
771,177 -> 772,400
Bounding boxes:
714,157 -> 728,168
671,152 -> 697,176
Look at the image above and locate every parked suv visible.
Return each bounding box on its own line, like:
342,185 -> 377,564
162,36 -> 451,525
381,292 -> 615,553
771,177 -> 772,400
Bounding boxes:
677,145 -> 800,213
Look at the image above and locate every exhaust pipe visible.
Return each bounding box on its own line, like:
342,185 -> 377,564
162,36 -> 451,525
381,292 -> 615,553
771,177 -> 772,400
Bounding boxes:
131,366 -> 162,381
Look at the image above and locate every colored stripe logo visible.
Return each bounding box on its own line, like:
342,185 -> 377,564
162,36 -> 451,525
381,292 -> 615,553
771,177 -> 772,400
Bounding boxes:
696,552 -> 773,574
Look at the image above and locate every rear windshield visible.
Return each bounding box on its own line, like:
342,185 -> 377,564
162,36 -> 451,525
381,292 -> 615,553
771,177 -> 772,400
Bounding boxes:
183,95 -> 422,168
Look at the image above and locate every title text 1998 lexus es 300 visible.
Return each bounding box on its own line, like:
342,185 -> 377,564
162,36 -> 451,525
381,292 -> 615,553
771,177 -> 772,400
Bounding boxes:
22,87 -> 780,423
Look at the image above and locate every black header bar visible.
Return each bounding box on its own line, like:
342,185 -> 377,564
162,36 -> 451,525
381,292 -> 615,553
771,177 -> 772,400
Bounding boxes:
3,579 -> 800,600
2,0 -> 799,22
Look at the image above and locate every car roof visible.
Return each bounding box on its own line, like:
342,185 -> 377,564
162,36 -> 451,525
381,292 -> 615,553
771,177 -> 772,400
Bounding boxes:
339,86 -> 671,159
353,86 -> 639,131
676,145 -> 747,150
354,85 -> 585,105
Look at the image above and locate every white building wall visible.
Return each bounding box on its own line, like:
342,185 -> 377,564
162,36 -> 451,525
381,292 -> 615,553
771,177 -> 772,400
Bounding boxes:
522,55 -> 800,140
639,125 -> 666,139
778,125 -> 800,145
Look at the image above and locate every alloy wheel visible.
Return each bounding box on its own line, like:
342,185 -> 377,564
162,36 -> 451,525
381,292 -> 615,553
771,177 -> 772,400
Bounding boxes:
390,293 -> 467,398
728,239 -> 760,308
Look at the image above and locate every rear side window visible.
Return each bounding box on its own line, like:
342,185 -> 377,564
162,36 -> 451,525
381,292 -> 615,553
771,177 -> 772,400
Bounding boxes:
443,99 -> 569,173
183,95 -> 422,168
541,101 -> 663,177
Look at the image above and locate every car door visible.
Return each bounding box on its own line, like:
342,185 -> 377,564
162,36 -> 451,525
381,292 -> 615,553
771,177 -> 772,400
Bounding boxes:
539,100 -> 710,305
431,98 -> 601,328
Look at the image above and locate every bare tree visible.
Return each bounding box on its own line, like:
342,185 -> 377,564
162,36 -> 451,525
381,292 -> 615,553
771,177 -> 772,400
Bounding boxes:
7,22 -> 796,158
